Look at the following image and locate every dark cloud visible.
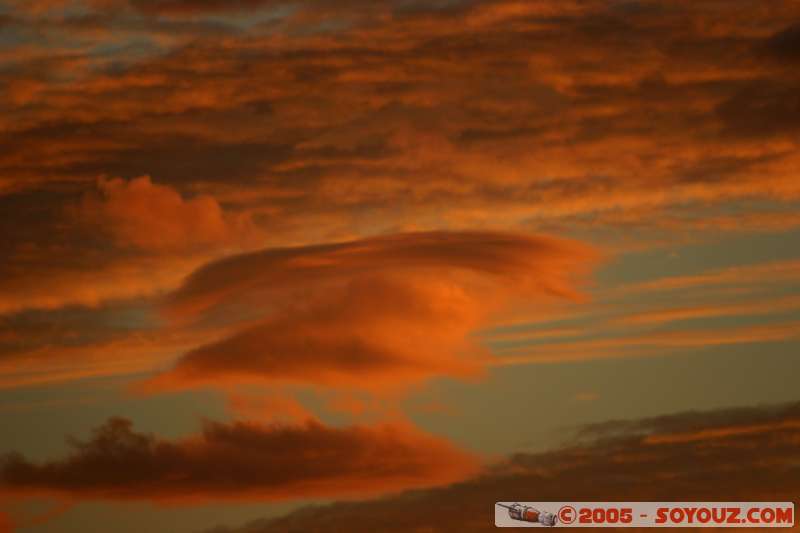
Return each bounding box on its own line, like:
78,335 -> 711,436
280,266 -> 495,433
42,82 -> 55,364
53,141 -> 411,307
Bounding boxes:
130,0 -> 277,16
716,82 -> 800,138
0,417 -> 479,502
201,401 -> 800,533
0,300 -> 154,359
127,0 -> 476,18
763,22 -> 800,63
578,400 -> 800,440
81,139 -> 294,186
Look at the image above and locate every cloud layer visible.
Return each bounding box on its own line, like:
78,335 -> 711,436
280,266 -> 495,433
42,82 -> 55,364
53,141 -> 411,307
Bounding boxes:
2,0 -> 799,233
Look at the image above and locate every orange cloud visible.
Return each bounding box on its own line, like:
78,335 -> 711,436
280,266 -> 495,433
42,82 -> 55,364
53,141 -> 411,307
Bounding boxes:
624,259 -> 800,293
614,294 -> 800,326
78,176 -> 259,253
0,511 -> 12,533
0,254 -> 202,316
0,177 -> 263,315
165,231 -> 597,319
492,320 -> 800,365
481,260 -> 800,367
0,417 -> 479,503
144,275 -> 486,392
226,392 -> 314,424
643,419 -> 800,445
0,329 -> 212,390
5,0 -> 72,15
141,231 -> 598,392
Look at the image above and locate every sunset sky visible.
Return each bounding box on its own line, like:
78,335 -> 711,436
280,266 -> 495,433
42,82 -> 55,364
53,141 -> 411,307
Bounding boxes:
1,0 -> 799,531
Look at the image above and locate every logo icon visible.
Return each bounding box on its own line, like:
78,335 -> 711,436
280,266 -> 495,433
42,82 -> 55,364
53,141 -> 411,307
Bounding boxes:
497,503 -> 559,527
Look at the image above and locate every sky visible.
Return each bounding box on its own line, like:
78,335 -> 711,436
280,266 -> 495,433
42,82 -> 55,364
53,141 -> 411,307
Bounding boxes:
0,0 -> 799,531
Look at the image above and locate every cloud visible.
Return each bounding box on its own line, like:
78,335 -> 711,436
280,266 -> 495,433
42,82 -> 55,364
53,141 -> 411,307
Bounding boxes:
479,257 -> 800,368
716,82 -> 800,138
0,417 -> 479,503
613,295 -> 800,326
127,0 -> 474,20
576,400 -> 800,442
0,177 -> 262,315
145,276 -> 486,392
763,22 -> 800,63
0,327 -> 216,390
491,320 -> 800,365
141,231 -> 598,392
78,175 -> 259,253
0,253 -> 202,316
165,231 -> 597,319
1,1 -> 799,528
0,512 -> 12,533
623,259 -> 800,293
5,0 -> 73,15
200,401 -> 800,533
129,0 -> 276,16
226,393 -> 314,424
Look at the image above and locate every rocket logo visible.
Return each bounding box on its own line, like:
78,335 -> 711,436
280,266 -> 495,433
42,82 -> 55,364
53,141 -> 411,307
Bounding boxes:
497,503 -> 559,527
